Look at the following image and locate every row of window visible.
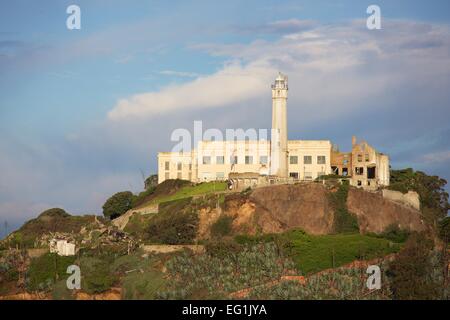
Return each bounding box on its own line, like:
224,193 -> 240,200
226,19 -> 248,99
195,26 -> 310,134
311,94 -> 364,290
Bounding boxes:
289,155 -> 326,165
164,162 -> 192,171
201,155 -> 327,165
202,155 -> 268,165
357,153 -> 370,162
164,154 -> 328,169
288,172 -> 326,180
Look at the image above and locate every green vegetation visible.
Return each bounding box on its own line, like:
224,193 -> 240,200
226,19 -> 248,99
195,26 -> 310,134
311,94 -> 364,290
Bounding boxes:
146,198 -> 198,244
386,233 -> 447,300
5,209 -> 96,249
27,253 -> 76,291
79,256 -> 116,294
148,181 -> 227,205
109,252 -> 167,300
236,230 -> 401,274
131,187 -> 156,208
210,215 -> 233,237
247,267 -> 390,300
368,224 -> 410,243
144,174 -> 158,190
51,280 -> 75,300
328,183 -> 359,233
102,191 -> 134,219
157,243 -> 296,299
389,168 -> 450,226
438,216 -> 450,243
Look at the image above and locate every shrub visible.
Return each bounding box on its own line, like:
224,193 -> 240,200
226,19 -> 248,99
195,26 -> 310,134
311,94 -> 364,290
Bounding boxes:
79,257 -> 116,294
27,253 -> 76,291
211,215 -> 233,237
145,198 -> 198,244
52,280 -> 75,300
329,184 -> 359,233
379,224 -> 410,243
102,191 -> 133,219
131,187 -> 156,208
387,233 -> 445,299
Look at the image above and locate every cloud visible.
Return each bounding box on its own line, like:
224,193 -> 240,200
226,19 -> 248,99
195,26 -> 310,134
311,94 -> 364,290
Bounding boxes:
158,70 -> 201,78
108,62 -> 275,120
109,19 -> 450,128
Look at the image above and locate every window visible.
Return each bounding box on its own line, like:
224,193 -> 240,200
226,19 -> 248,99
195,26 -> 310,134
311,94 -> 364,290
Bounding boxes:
357,180 -> 362,186
357,154 -> 362,162
177,162 -> 182,171
355,167 -> 364,175
165,172 -> 169,180
165,161 -> 170,170
189,164 -> 192,170
230,156 -> 238,164
343,159 -> 349,165
289,172 -> 299,179
216,156 -> 224,164
317,156 -> 326,164
304,172 -> 313,180
260,156 -> 268,165
245,156 -> 253,165
342,168 -> 348,176
304,155 -> 312,164
290,156 -> 298,164
177,172 -> 182,179
202,156 -> 211,165
365,153 -> 370,162
216,172 -> 225,180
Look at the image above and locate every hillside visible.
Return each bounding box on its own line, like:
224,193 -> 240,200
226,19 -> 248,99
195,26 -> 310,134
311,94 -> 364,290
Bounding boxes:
0,173 -> 448,300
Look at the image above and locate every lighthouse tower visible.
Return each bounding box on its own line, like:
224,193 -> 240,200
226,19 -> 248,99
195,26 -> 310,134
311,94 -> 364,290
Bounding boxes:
270,73 -> 289,178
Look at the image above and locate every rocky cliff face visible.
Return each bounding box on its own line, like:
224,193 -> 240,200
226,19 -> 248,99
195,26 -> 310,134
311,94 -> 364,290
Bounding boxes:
220,183 -> 426,236
347,188 -> 426,234
224,183 -> 335,235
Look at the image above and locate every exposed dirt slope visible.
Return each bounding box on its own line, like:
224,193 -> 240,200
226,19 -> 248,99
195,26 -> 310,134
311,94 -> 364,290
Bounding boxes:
347,188 -> 427,234
224,183 -> 335,235
220,184 -> 427,236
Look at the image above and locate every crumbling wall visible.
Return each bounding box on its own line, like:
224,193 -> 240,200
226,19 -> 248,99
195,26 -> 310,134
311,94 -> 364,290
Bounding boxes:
381,189 -> 420,211
347,188 -> 426,234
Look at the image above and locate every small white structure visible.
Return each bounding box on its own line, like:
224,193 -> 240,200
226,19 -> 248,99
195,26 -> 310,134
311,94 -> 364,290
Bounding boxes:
49,239 -> 76,256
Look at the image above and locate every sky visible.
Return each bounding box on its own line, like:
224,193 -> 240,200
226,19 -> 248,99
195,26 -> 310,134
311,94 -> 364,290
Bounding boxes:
1,0 -> 450,237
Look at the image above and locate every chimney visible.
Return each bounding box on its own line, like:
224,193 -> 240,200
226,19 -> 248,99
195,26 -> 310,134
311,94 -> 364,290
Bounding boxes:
352,135 -> 357,147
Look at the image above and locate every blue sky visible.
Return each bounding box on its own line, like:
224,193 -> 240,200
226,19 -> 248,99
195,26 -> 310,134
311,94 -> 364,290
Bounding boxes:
1,0 -> 450,236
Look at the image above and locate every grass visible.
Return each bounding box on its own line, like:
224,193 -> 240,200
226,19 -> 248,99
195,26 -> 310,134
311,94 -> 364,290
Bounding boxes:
236,229 -> 402,275
282,230 -> 401,274
143,181 -> 227,206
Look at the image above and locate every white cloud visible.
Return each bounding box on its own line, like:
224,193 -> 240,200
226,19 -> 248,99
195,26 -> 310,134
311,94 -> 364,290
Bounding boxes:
108,19 -> 450,125
108,61 -> 276,120
158,70 -> 201,78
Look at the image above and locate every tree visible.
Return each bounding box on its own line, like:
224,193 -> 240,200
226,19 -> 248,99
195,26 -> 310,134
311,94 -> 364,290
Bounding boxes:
102,191 -> 133,220
144,174 -> 158,190
438,216 -> 450,244
390,168 -> 450,226
387,233 -> 445,299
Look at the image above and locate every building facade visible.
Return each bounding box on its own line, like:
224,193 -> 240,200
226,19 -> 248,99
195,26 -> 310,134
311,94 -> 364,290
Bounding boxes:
157,73 -> 389,189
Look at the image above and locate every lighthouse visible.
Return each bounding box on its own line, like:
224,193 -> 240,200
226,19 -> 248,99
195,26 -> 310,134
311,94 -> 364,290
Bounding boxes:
270,72 -> 289,178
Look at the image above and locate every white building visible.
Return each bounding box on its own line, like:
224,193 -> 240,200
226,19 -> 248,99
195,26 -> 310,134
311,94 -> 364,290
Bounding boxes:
49,239 -> 76,256
157,73 -> 389,189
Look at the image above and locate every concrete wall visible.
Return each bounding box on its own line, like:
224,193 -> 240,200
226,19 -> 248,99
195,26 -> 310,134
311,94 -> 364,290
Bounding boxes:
382,189 -> 420,211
